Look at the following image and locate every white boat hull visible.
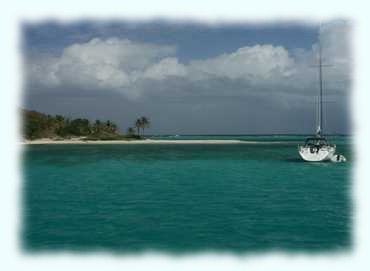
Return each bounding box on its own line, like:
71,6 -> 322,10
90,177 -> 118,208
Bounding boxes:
298,145 -> 336,162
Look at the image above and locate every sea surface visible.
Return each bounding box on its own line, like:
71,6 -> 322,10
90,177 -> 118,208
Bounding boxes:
22,135 -> 352,253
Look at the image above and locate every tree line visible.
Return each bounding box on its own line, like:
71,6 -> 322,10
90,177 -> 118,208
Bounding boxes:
23,109 -> 150,140
126,116 -> 150,137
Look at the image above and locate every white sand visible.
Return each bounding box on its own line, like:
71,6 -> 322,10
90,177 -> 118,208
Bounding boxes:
21,138 -> 271,145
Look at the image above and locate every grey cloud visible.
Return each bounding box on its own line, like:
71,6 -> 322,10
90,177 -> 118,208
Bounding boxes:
26,20 -> 351,102
24,20 -> 352,134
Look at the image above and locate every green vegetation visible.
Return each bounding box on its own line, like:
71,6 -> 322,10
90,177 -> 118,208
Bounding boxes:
22,109 -> 149,141
134,116 -> 151,136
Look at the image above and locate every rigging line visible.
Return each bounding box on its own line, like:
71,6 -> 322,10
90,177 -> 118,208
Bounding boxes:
319,24 -> 323,135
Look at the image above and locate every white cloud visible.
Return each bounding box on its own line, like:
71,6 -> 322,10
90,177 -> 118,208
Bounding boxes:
143,57 -> 187,80
189,45 -> 295,81
25,20 -> 351,100
27,38 -> 177,91
61,37 -> 176,71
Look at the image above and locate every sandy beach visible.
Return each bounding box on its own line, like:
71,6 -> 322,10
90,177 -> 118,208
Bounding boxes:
22,138 -> 255,145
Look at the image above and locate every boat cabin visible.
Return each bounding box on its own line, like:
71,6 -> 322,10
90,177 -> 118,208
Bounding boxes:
303,137 -> 329,147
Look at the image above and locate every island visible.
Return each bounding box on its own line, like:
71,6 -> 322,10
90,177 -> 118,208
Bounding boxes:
22,109 -> 249,145
22,109 -> 152,144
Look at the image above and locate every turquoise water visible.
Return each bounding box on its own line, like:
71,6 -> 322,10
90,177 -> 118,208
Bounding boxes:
149,134 -> 350,143
22,136 -> 352,253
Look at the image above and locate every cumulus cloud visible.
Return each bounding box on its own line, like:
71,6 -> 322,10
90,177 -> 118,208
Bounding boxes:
26,37 -> 177,90
189,45 -> 295,80
25,21 -> 351,101
143,57 -> 187,80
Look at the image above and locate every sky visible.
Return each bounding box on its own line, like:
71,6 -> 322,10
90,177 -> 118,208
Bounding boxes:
23,20 -> 352,135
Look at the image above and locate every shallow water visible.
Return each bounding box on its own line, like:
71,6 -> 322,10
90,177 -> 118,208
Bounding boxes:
22,136 -> 352,253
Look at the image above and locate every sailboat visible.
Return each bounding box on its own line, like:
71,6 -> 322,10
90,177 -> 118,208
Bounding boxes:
298,28 -> 336,162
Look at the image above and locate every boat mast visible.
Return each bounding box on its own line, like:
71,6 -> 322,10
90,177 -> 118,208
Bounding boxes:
318,26 -> 323,137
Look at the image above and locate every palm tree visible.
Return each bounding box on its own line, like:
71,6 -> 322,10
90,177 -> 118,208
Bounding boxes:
135,118 -> 142,136
110,123 -> 118,133
55,115 -> 65,135
105,120 -> 117,133
93,120 -> 101,134
106,120 -> 111,130
127,127 -> 135,137
140,116 -> 150,136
